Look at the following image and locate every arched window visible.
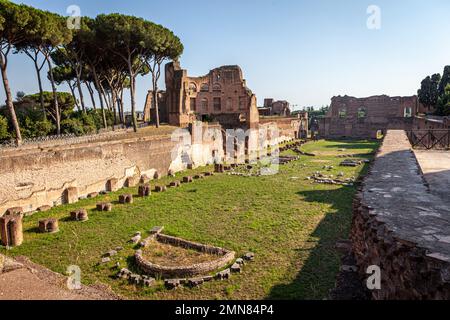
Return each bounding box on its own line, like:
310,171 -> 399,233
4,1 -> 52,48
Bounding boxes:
213,84 -> 221,92
357,107 -> 366,118
189,83 -> 197,92
200,83 -> 209,92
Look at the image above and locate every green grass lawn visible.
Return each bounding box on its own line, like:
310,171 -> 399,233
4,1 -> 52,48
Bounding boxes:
1,139 -> 379,300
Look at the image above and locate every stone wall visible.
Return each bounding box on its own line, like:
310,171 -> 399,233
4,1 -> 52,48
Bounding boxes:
135,233 -> 235,278
319,95 -> 421,138
0,120 -> 297,216
164,61 -> 259,129
0,135 -> 177,215
351,130 -> 450,299
0,125 -> 229,216
259,115 -> 309,140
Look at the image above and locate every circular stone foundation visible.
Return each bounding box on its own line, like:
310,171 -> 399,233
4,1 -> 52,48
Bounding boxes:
135,232 -> 235,278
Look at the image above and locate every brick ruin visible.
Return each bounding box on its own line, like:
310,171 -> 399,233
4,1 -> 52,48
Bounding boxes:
259,98 -> 291,117
159,61 -> 260,129
319,95 -> 423,138
0,212 -> 24,247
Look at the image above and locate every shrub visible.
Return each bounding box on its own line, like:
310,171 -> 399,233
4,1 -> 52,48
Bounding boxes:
61,118 -> 85,136
0,115 -> 10,141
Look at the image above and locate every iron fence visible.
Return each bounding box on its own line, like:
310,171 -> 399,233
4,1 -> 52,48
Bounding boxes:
407,129 -> 450,150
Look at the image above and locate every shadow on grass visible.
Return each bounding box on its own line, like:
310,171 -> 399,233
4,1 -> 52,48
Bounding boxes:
267,186 -> 356,300
324,140 -> 380,150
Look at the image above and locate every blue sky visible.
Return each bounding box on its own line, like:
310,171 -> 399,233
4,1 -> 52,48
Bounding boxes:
4,0 -> 450,111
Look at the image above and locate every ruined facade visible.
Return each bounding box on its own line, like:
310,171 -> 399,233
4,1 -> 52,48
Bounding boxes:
163,61 -> 259,129
259,99 -> 291,117
318,95 -> 423,138
143,90 -> 168,124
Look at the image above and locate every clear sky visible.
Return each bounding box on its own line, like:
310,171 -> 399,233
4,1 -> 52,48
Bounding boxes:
4,0 -> 450,111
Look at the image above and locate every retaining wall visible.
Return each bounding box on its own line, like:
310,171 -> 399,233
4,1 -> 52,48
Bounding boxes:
351,130 -> 450,299
1,122 -> 295,216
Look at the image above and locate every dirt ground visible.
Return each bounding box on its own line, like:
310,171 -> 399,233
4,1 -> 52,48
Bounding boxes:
0,254 -> 119,300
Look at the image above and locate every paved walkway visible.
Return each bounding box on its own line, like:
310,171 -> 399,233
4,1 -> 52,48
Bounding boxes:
362,131 -> 450,262
414,150 -> 450,204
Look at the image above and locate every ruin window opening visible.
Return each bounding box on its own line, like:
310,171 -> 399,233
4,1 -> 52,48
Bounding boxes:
201,98 -> 208,112
200,84 -> 209,92
404,107 -> 412,118
190,98 -> 197,112
226,98 -> 233,111
239,96 -> 246,110
339,109 -> 347,118
189,83 -> 197,93
358,107 -> 367,118
213,97 -> 221,111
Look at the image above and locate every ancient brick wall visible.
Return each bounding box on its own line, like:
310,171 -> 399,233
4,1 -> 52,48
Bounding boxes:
259,114 -> 308,139
319,95 -> 421,138
413,116 -> 450,130
164,61 -> 259,129
351,130 -> 450,299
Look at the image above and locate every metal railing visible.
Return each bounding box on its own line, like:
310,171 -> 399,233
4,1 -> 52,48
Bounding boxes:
407,129 -> 450,150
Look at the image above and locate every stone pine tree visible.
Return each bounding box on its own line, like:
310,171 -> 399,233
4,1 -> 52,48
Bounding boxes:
83,17 -> 109,129
144,23 -> 183,128
49,65 -> 80,111
13,5 -> 49,118
437,84 -> 450,116
40,11 -> 72,135
94,14 -> 150,132
58,18 -> 96,114
418,73 -> 441,112
438,66 -> 450,97
0,0 -> 32,144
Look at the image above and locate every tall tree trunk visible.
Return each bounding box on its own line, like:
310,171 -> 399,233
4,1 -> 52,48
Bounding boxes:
128,60 -> 137,132
0,54 -> 22,145
32,58 -> 46,119
68,81 -> 80,111
98,81 -> 110,111
75,72 -> 86,113
152,73 -> 159,128
106,91 -> 112,111
120,87 -> 125,125
92,69 -> 107,129
47,58 -> 61,135
111,89 -> 117,126
86,82 -> 96,110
